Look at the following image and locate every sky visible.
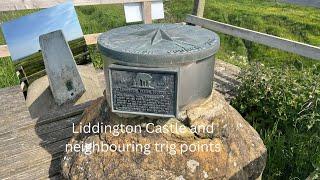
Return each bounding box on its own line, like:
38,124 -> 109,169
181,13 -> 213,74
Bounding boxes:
1,1 -> 84,61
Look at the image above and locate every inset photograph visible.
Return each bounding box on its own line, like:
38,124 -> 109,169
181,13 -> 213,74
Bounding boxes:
1,1 -> 90,84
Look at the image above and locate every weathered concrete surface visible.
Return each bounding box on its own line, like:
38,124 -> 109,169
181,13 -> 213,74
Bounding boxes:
62,90 -> 266,179
39,30 -> 85,105
26,65 -> 103,119
213,60 -> 240,102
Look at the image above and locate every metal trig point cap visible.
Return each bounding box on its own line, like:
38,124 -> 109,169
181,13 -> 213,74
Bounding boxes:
98,24 -> 220,117
98,23 -> 220,67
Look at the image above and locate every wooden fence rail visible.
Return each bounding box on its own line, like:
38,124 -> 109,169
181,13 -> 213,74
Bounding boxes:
186,14 -> 320,61
0,0 -> 156,11
1,0 -> 319,61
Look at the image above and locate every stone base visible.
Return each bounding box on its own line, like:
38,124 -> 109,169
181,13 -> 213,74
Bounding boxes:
62,90 -> 266,179
26,65 -> 104,119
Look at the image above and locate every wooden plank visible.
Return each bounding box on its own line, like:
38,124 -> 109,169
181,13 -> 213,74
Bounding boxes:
0,119 -> 71,179
0,45 -> 10,57
0,135 -> 71,163
143,1 -> 152,24
1,152 -> 64,179
9,157 -> 63,179
0,0 -> 156,12
0,116 -> 80,155
84,33 -> 101,45
0,138 -> 68,161
0,114 -> 82,179
186,15 -> 320,60
22,69 -> 46,84
0,103 -> 88,160
192,0 -> 205,17
0,136 -> 70,178
0,86 -> 34,133
0,100 -> 87,136
0,84 -> 93,179
0,127 -> 73,153
0,140 -> 66,171
0,137 -> 62,167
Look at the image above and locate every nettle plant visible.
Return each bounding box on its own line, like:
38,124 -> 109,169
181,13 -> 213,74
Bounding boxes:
231,62 -> 320,179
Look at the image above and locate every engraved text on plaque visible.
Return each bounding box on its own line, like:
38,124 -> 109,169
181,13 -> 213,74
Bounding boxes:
109,65 -> 178,117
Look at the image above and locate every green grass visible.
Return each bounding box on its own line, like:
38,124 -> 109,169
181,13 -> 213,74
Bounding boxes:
77,0 -> 320,68
0,57 -> 19,88
180,0 -> 319,68
1,0 -> 319,74
213,0 -> 320,67
157,0 -> 320,66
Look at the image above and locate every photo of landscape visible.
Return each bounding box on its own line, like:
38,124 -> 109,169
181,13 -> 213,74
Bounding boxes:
1,1 -> 90,82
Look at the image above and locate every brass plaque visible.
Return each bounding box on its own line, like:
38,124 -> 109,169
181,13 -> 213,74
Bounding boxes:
109,65 -> 178,117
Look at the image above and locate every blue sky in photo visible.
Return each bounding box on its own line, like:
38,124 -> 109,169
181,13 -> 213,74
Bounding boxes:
1,1 -> 83,61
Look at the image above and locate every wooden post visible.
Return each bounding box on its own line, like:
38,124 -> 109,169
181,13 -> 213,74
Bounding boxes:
17,66 -> 29,94
143,1 -> 152,24
193,0 -> 205,17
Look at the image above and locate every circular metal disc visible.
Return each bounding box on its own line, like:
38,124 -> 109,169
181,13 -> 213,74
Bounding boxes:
98,24 -> 220,66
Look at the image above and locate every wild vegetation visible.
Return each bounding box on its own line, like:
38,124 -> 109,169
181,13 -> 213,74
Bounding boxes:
0,57 -> 18,88
232,63 -> 320,179
0,0 -> 319,179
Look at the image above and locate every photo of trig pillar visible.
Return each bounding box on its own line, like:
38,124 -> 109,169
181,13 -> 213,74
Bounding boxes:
39,30 -> 85,105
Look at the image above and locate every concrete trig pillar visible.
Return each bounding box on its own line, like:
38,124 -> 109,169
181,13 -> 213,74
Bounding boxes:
39,30 -> 85,105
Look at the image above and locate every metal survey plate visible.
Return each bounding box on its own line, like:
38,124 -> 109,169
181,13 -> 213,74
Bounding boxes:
98,24 -> 220,66
109,65 -> 178,117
